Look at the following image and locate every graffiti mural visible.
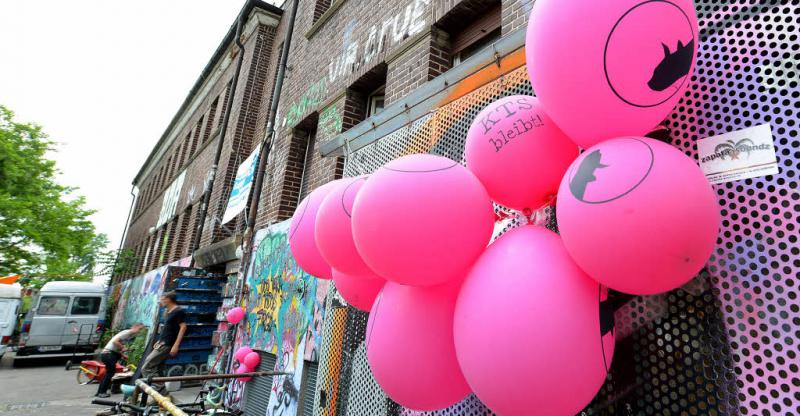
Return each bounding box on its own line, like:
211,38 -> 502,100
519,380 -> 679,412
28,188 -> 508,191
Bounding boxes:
243,220 -> 329,415
318,104 -> 344,143
111,265 -> 168,330
268,338 -> 306,416
283,78 -> 328,128
246,220 -> 328,360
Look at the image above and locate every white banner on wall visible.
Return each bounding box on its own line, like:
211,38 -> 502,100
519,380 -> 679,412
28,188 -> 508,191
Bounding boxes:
221,144 -> 261,224
697,123 -> 779,185
157,170 -> 186,228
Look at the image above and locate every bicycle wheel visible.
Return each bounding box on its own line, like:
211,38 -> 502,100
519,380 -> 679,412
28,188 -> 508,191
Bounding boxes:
77,366 -> 99,385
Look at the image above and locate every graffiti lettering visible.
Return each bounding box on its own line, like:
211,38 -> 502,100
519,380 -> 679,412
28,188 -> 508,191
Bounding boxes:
328,0 -> 430,84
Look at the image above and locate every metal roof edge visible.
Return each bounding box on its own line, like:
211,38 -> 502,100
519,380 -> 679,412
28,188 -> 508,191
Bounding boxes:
133,0 -> 283,186
319,28 -> 527,157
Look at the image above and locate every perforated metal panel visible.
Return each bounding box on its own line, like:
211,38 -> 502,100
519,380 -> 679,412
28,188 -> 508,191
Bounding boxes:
310,2 -> 800,415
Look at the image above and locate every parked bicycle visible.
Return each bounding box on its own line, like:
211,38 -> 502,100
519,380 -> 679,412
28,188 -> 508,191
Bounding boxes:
77,357 -> 136,385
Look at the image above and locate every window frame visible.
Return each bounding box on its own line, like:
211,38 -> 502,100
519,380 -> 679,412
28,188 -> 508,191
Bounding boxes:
367,86 -> 386,118
69,296 -> 102,315
37,296 -> 70,316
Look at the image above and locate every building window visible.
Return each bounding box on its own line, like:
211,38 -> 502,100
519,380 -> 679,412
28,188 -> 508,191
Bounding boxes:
452,27 -> 501,66
345,63 -> 388,129
436,1 -> 502,66
367,86 -> 386,117
313,0 -> 332,24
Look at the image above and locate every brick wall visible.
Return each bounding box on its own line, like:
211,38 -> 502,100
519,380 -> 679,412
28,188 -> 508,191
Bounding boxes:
119,6 -> 281,281
118,0 -> 531,282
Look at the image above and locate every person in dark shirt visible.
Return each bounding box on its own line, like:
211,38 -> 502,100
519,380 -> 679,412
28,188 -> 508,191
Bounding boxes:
140,291 -> 187,389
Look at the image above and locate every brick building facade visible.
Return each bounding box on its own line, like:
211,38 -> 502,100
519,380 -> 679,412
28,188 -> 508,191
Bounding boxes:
111,1 -> 800,415
117,0 -> 531,281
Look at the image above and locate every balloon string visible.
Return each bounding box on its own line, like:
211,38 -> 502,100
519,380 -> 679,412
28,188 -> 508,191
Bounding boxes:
599,285 -> 610,376
493,196 -> 558,225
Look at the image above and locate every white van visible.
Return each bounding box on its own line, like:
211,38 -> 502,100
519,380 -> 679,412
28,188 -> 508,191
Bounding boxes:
0,283 -> 22,358
16,281 -> 106,360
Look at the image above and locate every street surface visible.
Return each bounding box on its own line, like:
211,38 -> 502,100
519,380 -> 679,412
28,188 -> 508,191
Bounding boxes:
0,353 -> 201,415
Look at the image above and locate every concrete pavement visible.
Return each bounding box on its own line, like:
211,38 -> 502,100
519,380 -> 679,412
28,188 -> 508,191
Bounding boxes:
0,353 -> 202,415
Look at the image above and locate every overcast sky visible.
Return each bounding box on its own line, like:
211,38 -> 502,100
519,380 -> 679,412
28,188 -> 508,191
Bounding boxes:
0,0 -> 281,252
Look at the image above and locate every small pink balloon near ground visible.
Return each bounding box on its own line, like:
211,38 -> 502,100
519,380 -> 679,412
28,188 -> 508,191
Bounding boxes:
236,364 -> 253,382
226,307 -> 245,324
243,351 -> 261,369
234,346 -> 253,363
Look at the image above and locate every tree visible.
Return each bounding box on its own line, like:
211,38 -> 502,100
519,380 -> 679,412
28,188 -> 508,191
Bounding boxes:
0,105 -> 108,281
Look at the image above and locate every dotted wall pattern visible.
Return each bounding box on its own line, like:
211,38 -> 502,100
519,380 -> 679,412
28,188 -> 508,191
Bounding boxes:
310,2 -> 800,415
666,2 -> 800,415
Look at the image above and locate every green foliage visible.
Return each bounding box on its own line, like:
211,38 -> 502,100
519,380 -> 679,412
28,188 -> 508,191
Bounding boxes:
99,328 -> 113,349
0,105 -> 108,280
126,328 -> 149,366
105,248 -> 141,282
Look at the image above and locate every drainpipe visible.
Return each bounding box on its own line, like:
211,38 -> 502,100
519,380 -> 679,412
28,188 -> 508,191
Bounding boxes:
189,8 -> 249,267
220,0 -> 299,375
109,185 -> 138,287
236,0 -> 300,295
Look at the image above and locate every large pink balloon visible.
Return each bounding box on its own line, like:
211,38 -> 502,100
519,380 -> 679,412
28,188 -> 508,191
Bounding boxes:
526,0 -> 698,148
234,346 -> 253,363
315,176 -> 373,275
465,95 -> 578,211
352,154 -> 494,286
557,137 -> 719,294
367,282 -> 471,410
289,181 -> 339,279
455,226 -> 615,416
226,307 -> 245,324
332,269 -> 385,312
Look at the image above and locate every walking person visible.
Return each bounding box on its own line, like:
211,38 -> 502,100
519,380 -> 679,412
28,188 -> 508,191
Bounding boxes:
140,292 -> 187,392
96,323 -> 145,398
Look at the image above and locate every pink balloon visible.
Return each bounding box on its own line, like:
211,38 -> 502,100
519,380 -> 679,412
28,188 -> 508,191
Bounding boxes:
455,226 -> 615,416
243,351 -> 261,369
526,0 -> 698,148
234,346 -> 253,363
352,154 -> 494,286
332,268 -> 384,312
367,282 -> 471,410
226,307 -> 245,324
557,137 -> 719,294
465,95 -> 578,211
236,364 -> 253,382
315,176 -> 373,275
289,181 -> 340,279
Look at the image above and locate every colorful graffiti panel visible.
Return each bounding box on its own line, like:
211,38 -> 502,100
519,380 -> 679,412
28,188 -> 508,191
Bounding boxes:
111,265 -> 168,330
245,220 -> 329,362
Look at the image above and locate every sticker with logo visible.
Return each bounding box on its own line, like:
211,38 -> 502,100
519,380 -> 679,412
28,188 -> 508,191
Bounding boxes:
697,123 -> 779,185
604,0 -> 696,108
568,138 -> 654,204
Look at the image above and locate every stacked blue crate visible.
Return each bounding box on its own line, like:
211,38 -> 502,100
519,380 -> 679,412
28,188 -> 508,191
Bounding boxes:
162,268 -> 224,374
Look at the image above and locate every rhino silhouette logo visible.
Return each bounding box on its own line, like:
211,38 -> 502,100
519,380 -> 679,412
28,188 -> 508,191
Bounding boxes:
648,39 -> 694,91
570,150 -> 609,201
